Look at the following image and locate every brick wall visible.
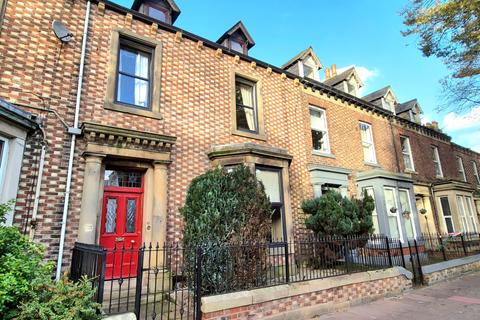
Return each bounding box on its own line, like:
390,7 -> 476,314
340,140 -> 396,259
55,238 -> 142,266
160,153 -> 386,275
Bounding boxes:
0,0 -> 88,263
422,257 -> 480,286
202,270 -> 412,320
0,0 -> 479,265
392,123 -> 480,188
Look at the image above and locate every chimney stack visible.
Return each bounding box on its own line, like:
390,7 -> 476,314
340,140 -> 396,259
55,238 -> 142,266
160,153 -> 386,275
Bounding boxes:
325,68 -> 331,79
331,64 -> 337,76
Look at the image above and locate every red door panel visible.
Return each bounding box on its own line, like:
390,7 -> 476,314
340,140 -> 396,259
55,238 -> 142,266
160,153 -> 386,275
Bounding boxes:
100,181 -> 143,279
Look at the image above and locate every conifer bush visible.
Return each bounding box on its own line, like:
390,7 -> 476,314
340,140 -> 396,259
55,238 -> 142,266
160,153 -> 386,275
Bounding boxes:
180,165 -> 272,293
300,191 -> 375,267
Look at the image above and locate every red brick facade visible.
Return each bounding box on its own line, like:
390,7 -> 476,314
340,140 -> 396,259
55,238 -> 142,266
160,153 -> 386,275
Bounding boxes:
0,0 -> 479,268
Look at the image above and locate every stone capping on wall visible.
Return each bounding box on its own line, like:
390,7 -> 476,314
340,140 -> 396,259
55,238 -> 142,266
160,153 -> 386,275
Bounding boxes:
81,121 -> 176,153
201,267 -> 412,314
422,253 -> 480,275
207,143 -> 293,163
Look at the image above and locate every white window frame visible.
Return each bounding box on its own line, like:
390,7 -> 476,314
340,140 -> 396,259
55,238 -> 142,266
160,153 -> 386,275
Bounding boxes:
400,136 -> 415,171
472,161 -> 480,184
384,187 -> 403,242
399,188 -> 417,239
456,195 -> 469,232
465,196 -> 478,233
457,156 -> 467,182
364,187 -> 379,235
310,106 -> 330,154
359,122 -> 377,164
438,196 -> 455,233
432,146 -> 443,178
0,136 -> 9,192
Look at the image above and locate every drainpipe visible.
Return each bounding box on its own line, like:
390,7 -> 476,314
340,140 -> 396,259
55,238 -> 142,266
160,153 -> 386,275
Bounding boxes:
55,0 -> 91,280
29,126 -> 47,241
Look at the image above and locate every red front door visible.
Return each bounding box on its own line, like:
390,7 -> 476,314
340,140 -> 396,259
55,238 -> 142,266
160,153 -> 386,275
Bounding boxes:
100,170 -> 144,279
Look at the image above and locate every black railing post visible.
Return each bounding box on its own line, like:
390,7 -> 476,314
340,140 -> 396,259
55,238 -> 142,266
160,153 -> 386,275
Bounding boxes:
284,241 -> 290,283
343,237 -> 350,273
96,248 -> 107,304
195,246 -> 203,320
439,235 -> 447,261
134,246 -> 145,319
399,240 -> 406,269
414,239 -> 424,284
461,234 -> 467,256
385,236 -> 393,267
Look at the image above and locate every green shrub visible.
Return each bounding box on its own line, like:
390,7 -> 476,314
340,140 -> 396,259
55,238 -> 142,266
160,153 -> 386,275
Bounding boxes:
17,276 -> 101,320
180,165 -> 273,293
181,165 -> 272,246
0,201 -> 101,319
302,191 -> 374,237
0,200 -> 52,319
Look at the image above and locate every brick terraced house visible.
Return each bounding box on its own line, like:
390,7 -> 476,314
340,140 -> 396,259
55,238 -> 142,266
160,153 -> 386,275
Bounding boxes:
0,0 -> 479,277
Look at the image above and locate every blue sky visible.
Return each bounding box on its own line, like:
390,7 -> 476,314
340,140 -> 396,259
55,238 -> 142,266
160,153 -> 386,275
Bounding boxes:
114,0 -> 480,151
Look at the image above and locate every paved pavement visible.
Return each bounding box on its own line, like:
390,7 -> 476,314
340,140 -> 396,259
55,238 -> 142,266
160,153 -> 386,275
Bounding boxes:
315,272 -> 480,320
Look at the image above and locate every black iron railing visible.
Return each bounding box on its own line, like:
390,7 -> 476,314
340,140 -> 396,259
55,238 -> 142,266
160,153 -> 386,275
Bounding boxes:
70,233 -> 480,318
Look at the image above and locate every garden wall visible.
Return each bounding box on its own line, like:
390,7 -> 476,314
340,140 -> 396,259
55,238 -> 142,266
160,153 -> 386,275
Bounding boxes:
422,254 -> 480,286
201,267 -> 412,320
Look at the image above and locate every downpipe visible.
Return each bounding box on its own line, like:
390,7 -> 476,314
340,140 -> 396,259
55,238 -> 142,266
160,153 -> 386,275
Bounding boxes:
29,126 -> 47,241
55,0 -> 91,280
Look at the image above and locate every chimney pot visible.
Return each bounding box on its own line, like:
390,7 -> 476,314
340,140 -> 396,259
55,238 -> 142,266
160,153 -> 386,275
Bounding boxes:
331,64 -> 337,76
325,68 -> 331,79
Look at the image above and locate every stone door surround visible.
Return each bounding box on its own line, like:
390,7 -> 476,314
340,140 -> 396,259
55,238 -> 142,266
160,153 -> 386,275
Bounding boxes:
77,122 -> 176,248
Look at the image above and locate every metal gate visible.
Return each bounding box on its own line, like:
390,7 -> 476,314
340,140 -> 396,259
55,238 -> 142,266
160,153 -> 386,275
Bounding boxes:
405,239 -> 424,285
70,242 -> 202,320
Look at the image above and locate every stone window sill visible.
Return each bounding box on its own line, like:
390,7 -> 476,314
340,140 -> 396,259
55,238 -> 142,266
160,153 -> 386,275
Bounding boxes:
104,102 -> 163,120
231,129 -> 267,141
312,150 -> 336,159
364,161 -> 381,168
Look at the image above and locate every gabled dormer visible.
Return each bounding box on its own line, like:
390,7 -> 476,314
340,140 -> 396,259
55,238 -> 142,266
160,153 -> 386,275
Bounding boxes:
132,0 -> 181,25
362,86 -> 398,113
216,21 -> 255,55
282,47 -> 322,81
396,99 -> 423,124
323,66 -> 364,97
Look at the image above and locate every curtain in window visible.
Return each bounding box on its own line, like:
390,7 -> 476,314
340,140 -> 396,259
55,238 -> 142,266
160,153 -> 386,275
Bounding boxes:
239,85 -> 255,131
134,53 -> 149,107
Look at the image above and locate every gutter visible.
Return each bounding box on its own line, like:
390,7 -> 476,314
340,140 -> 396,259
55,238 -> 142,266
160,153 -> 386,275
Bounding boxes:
55,0 -> 91,281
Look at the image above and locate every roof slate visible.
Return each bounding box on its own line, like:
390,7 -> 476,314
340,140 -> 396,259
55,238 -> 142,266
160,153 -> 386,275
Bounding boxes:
395,99 -> 419,114
362,86 -> 391,102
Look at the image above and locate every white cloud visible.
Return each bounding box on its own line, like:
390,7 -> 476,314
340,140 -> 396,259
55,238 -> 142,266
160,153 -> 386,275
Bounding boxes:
337,65 -> 379,95
442,106 -> 480,131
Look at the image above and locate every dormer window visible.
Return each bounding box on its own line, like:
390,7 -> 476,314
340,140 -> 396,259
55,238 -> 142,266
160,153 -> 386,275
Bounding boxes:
131,0 -> 181,25
216,21 -> 255,56
282,47 -> 323,80
230,39 -> 244,53
301,56 -> 318,80
147,5 -> 167,22
303,63 -> 316,79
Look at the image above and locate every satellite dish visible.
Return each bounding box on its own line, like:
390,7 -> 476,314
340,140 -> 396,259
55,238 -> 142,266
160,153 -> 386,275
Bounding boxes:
52,20 -> 73,43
